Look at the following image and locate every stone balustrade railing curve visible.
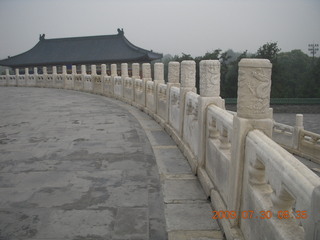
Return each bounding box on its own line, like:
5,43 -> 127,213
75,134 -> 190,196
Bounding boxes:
1,60 -> 319,240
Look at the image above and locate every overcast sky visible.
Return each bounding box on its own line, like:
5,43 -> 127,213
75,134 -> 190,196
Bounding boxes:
0,0 -> 319,60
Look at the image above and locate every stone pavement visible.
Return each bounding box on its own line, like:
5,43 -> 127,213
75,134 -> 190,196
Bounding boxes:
0,87 -> 222,240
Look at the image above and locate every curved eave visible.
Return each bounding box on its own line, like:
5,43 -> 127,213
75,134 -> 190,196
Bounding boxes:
0,41 -> 43,67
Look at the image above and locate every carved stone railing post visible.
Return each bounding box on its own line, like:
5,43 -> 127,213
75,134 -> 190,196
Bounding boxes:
81,65 -> 86,75
4,69 -> 9,86
62,66 -> 67,75
43,67 -> 47,75
154,63 -> 164,114
34,67 -> 38,75
91,65 -> 97,76
25,68 -> 29,76
121,63 -> 128,99
294,114 -> 304,149
72,65 -> 77,75
101,64 -> 107,76
166,61 -> 180,123
51,66 -> 57,88
142,63 -> 151,80
142,63 -> 152,107
121,63 -> 128,78
229,58 -> 273,227
52,66 -> 57,75
132,63 -> 140,102
110,64 -> 117,97
179,60 -> 196,136
111,64 -> 117,77
198,60 -> 225,169
154,63 -> 164,83
132,63 -> 140,79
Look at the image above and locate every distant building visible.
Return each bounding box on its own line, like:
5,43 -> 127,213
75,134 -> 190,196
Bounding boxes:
0,29 -> 162,74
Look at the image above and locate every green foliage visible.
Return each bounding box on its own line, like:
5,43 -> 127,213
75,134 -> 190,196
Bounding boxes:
162,42 -> 319,98
254,42 -> 281,63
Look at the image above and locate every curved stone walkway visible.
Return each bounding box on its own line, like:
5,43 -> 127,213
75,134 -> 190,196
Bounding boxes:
0,87 -> 222,240
0,87 -> 167,240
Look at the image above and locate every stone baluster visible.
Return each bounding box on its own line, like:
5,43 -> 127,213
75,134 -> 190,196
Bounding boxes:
25,68 -> 29,86
120,63 -> 128,98
131,63 -> 140,103
179,60 -> 196,136
154,63 -> 164,83
228,58 -> 273,227
166,62 -> 180,122
132,63 -> 140,79
141,63 -> 152,107
197,60 -> 225,173
111,64 -> 117,77
34,67 -> 38,75
81,65 -> 86,75
43,67 -> 47,75
142,63 -> 151,81
110,64 -> 117,97
294,114 -> 304,149
101,64 -> 107,76
168,62 -> 180,84
154,63 -> 164,114
72,65 -> 77,75
62,66 -> 67,75
121,63 -> 128,78
15,68 -> 19,76
4,68 -> 10,86
91,65 -> 97,75
52,66 -> 57,75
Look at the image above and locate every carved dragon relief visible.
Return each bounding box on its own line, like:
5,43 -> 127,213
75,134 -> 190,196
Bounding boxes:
200,65 -> 219,96
238,68 -> 271,114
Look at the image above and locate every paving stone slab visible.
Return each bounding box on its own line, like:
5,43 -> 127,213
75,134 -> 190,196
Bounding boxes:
153,147 -> 193,175
165,203 -> 220,232
163,178 -> 208,203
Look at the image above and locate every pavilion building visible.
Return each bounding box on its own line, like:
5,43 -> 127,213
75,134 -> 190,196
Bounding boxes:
0,29 -> 162,75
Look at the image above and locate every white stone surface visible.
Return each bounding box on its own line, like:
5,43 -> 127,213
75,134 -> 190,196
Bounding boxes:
132,63 -> 140,79
146,81 -> 156,113
200,60 -> 220,97
183,92 -> 199,157
142,63 -> 151,79
111,64 -> 117,77
121,63 -> 128,77
154,62 -> 164,81
237,58 -> 272,119
157,83 -> 168,121
168,61 -> 180,83
169,86 -> 180,134
181,60 -> 196,88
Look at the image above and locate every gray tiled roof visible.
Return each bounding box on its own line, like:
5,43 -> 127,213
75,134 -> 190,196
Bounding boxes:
0,31 -> 162,67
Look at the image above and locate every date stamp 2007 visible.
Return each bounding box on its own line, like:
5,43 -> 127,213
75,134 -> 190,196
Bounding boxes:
212,210 -> 308,220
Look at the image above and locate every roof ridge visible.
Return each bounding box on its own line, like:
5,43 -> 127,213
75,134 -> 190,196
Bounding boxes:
45,34 -> 120,42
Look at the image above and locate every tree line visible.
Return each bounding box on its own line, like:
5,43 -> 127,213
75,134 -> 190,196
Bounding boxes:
162,42 -> 320,98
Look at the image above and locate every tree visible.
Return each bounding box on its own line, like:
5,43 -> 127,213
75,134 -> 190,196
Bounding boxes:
255,42 -> 281,63
221,50 -> 248,98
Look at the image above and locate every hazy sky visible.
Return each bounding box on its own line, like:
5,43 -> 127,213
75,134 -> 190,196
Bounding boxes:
0,0 -> 319,60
